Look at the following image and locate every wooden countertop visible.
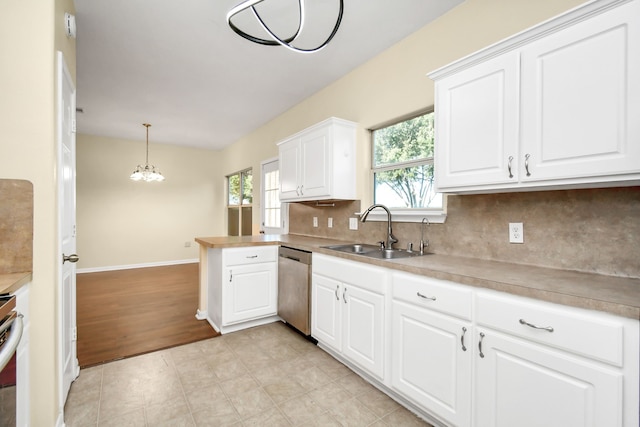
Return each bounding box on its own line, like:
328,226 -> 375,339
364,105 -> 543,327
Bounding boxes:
0,272 -> 32,295
195,234 -> 640,320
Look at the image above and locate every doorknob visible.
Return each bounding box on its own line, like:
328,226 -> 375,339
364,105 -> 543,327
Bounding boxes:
62,253 -> 80,264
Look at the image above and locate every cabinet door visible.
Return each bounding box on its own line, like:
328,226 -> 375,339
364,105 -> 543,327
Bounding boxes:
278,138 -> 301,200
300,127 -> 331,199
391,300 -> 472,427
434,51 -> 520,191
342,284 -> 385,380
311,273 -> 342,352
223,263 -> 277,325
476,329 -> 623,427
520,0 -> 640,183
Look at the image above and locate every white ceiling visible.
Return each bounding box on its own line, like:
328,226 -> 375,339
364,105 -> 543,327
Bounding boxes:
74,0 -> 463,150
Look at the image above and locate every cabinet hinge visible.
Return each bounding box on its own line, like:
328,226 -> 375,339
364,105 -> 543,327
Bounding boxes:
72,119 -> 77,133
72,326 -> 77,341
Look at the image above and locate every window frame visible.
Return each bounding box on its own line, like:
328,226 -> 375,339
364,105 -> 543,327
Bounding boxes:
226,168 -> 253,236
368,109 -> 447,224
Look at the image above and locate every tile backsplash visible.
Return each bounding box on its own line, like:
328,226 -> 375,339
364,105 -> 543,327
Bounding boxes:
288,187 -> 640,278
0,179 -> 33,273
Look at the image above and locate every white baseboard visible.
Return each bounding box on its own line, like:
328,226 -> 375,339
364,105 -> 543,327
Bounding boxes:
77,258 -> 199,274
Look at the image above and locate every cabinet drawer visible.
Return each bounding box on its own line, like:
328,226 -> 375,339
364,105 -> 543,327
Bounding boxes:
313,254 -> 386,294
476,291 -> 624,367
223,246 -> 277,266
392,272 -> 472,321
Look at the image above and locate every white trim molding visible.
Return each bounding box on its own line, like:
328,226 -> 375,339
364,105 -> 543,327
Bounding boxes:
77,258 -> 199,274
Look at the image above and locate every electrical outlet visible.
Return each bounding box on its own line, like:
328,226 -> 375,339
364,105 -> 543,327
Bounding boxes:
509,222 -> 524,244
349,218 -> 358,230
184,241 -> 191,248
313,217 -> 318,227
328,217 -> 333,228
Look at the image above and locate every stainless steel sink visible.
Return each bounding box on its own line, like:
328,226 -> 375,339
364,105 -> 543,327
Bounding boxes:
323,244 -> 428,259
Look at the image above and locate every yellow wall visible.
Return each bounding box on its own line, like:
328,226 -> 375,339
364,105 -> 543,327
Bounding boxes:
76,134 -> 222,268
0,0 -> 75,424
216,0 -> 587,228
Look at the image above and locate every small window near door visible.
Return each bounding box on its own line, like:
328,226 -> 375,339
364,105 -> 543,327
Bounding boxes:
261,158 -> 287,234
227,169 -> 252,236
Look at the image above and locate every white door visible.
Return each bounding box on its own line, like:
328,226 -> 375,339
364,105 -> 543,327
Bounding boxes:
300,127 -> 330,198
434,52 -> 520,191
342,284 -> 385,380
57,51 -> 79,406
391,300 -> 472,427
311,274 -> 342,352
260,158 -> 288,235
223,263 -> 277,324
519,0 -> 640,183
475,328 -> 623,427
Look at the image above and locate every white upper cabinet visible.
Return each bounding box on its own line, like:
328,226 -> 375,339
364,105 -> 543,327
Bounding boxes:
430,0 -> 640,193
278,117 -> 357,201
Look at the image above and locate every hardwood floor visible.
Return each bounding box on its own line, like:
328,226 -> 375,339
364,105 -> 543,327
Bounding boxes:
76,263 -> 218,367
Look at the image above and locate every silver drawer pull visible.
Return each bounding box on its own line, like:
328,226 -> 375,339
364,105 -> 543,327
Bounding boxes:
335,285 -> 339,301
519,318 -> 554,333
507,156 -> 514,178
460,327 -> 467,352
524,153 -> 531,176
245,255 -> 258,259
416,292 -> 436,301
478,332 -> 485,358
342,287 -> 347,304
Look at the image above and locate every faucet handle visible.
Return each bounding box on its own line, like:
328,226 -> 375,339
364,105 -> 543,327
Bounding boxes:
407,242 -> 413,252
377,241 -> 385,250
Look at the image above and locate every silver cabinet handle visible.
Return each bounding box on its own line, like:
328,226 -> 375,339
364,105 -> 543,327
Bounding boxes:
519,318 -> 554,332
478,332 -> 485,358
296,186 -> 300,196
507,156 -> 514,178
62,253 -> 80,264
342,287 -> 347,304
524,153 -> 531,176
461,327 -> 467,352
335,285 -> 339,301
245,255 -> 258,259
229,270 -> 233,283
300,185 -> 304,195
416,292 -> 436,301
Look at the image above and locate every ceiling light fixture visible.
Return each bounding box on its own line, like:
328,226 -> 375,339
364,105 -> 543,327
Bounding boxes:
130,123 -> 165,182
227,0 -> 344,54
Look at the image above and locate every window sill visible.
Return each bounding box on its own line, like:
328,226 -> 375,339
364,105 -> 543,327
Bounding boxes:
356,209 -> 447,224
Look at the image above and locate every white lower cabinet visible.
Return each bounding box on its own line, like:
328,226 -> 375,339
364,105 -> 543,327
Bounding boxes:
474,290 -> 638,427
312,254 -> 386,380
391,272 -> 473,427
207,246 -> 278,333
310,256 -> 639,427
475,329 -> 623,427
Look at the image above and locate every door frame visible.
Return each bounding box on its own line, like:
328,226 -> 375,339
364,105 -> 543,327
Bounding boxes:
56,50 -> 79,413
260,157 -> 288,235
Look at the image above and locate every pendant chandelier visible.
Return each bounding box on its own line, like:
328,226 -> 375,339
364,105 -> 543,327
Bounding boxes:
130,123 -> 165,182
227,0 -> 344,54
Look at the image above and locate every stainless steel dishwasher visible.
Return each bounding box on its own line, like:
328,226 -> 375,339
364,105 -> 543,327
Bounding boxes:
278,246 -> 312,335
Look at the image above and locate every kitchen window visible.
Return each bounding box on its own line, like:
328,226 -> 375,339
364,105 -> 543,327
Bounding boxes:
227,168 -> 252,236
371,111 -> 445,223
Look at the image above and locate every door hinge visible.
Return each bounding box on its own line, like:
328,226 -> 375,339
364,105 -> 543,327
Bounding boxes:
72,327 -> 77,341
72,119 -> 77,133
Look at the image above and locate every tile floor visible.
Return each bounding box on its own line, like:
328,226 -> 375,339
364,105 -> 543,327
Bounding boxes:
64,321 -> 434,427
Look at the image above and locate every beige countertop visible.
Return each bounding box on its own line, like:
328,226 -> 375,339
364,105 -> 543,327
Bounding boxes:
195,234 -> 640,320
0,272 -> 32,295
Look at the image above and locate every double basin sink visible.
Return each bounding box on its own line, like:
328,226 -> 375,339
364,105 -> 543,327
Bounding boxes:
323,243 -> 429,260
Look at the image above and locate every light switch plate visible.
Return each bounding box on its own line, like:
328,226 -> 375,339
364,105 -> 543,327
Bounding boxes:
509,222 -> 524,244
349,218 -> 358,230
313,217 -> 318,227
328,217 -> 333,228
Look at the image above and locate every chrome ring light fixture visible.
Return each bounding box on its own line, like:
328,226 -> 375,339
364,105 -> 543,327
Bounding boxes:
227,0 -> 344,54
